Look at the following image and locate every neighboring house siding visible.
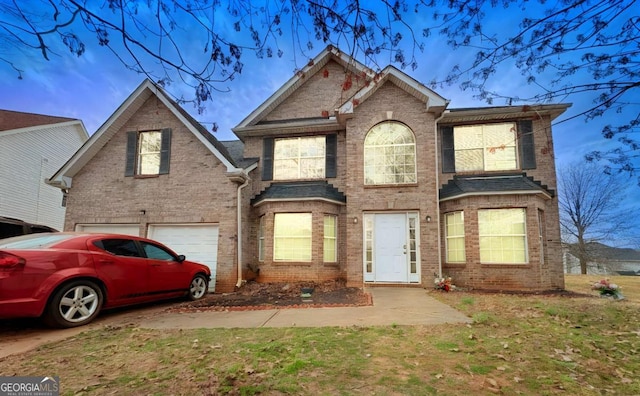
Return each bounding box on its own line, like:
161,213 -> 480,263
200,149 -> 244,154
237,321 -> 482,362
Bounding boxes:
0,123 -> 86,230
63,97 -> 240,292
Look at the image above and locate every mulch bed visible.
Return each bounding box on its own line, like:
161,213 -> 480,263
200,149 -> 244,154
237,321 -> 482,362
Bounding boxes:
168,279 -> 372,312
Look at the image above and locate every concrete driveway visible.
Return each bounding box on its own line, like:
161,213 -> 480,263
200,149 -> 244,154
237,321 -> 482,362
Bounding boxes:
0,288 -> 470,358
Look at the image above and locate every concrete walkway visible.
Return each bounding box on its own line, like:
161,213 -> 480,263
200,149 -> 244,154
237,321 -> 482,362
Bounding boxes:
140,288 -> 472,329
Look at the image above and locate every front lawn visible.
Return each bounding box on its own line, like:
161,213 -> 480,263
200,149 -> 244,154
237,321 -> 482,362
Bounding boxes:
1,275 -> 638,395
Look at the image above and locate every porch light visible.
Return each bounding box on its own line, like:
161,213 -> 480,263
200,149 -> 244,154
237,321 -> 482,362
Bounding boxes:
426,215 -> 432,223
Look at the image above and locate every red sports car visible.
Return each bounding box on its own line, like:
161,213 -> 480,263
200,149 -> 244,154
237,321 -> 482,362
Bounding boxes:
0,233 -> 211,328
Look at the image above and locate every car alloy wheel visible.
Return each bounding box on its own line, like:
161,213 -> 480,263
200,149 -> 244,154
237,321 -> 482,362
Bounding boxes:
44,280 -> 103,328
189,274 -> 208,300
58,284 -> 100,323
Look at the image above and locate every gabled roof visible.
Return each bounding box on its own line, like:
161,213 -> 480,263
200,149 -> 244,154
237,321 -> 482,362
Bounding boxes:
234,45 -> 369,132
233,46 -> 449,137
48,79 -> 251,189
251,181 -> 347,207
439,174 -> 554,201
0,109 -> 77,132
336,65 -> 448,118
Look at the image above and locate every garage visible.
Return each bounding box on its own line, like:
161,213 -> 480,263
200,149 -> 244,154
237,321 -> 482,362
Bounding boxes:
75,224 -> 140,236
148,224 -> 219,290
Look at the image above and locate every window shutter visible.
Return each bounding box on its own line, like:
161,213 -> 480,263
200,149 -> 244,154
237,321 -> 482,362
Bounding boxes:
325,134 -> 337,178
441,126 -> 455,173
159,128 -> 172,174
125,131 -> 137,177
518,120 -> 536,169
262,137 -> 274,181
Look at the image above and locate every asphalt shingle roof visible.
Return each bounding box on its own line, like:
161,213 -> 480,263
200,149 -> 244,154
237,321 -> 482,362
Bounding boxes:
0,109 -> 76,132
251,181 -> 347,206
439,173 -> 554,200
220,140 -> 259,168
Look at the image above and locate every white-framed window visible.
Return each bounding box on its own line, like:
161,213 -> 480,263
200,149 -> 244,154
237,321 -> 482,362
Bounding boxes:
454,122 -> 517,171
258,216 -> 265,262
273,213 -> 312,261
323,215 -> 337,262
137,131 -> 162,175
479,208 -> 528,264
364,122 -> 417,185
274,137 -> 325,180
445,211 -> 466,263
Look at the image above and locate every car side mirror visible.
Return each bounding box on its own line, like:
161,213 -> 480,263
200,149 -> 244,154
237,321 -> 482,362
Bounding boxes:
177,254 -> 186,263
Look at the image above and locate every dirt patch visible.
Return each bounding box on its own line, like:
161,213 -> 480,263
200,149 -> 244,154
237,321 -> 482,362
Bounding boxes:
168,279 -> 371,312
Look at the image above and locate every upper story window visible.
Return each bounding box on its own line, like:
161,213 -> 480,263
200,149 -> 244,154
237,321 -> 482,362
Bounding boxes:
138,131 -> 162,175
441,120 -> 535,174
262,135 -> 337,181
274,137 -> 325,180
454,123 -> 517,171
125,128 -> 172,177
364,122 -> 417,185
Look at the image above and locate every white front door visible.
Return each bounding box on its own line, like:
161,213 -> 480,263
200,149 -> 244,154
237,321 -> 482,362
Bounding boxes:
363,212 -> 420,283
374,213 -> 409,282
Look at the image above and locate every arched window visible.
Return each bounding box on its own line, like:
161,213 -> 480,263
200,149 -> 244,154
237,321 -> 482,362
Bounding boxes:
364,122 -> 417,185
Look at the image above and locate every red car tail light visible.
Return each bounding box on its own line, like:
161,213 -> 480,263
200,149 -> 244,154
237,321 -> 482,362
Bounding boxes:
0,252 -> 26,271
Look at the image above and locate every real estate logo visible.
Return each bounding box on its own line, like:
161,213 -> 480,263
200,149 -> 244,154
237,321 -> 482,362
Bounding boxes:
0,376 -> 59,396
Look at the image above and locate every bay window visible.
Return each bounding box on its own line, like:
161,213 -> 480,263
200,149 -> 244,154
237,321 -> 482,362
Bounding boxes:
445,211 -> 466,263
479,208 -> 528,264
273,213 -> 312,261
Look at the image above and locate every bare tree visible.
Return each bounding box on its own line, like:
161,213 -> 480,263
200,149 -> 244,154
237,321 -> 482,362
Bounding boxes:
0,1 -> 638,169
558,161 -> 635,274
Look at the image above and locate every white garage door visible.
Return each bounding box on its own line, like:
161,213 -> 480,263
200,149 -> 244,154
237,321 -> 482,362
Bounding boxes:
148,224 -> 219,290
75,224 -> 140,236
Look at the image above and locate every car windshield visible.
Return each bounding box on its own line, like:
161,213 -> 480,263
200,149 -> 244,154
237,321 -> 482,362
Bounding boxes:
0,233 -> 75,249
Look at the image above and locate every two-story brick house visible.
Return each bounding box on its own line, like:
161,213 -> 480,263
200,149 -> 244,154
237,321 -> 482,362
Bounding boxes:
49,45 -> 567,292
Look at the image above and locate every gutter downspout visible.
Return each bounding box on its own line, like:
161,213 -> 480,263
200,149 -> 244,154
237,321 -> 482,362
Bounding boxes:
236,175 -> 250,288
434,109 -> 447,278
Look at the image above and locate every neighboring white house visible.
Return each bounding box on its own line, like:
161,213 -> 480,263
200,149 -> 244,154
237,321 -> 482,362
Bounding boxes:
0,110 -> 89,230
563,242 -> 640,275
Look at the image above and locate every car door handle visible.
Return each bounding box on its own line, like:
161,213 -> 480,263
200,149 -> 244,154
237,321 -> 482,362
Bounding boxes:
97,258 -> 114,265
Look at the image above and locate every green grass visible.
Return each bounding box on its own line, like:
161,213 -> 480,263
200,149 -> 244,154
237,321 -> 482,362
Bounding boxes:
1,275 -> 638,395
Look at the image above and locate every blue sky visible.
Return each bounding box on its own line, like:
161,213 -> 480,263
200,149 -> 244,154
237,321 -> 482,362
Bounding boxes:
1,1 -> 638,246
